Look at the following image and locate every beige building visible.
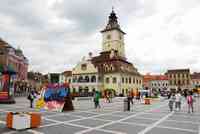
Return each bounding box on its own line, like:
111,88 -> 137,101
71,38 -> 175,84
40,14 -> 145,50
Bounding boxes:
166,69 -> 191,91
63,9 -> 142,96
191,72 -> 200,89
71,56 -> 99,94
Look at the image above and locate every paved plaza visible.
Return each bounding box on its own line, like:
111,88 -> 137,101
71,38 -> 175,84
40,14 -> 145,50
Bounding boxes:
0,97 -> 200,134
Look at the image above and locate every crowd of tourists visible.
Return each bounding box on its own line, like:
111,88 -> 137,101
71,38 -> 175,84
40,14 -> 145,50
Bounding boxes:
168,90 -> 196,113
27,87 -> 198,114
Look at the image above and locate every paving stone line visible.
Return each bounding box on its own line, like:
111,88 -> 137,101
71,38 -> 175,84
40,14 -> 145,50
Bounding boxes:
157,125 -> 198,133
137,111 -> 174,134
74,101 -> 169,134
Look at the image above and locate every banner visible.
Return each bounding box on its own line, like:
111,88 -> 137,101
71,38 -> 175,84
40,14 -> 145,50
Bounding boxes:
36,84 -> 69,112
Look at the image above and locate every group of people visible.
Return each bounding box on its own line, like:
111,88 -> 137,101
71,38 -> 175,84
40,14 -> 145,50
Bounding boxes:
168,90 -> 195,113
105,92 -> 113,103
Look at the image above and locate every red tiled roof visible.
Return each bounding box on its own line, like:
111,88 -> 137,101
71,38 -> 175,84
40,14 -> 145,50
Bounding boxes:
143,74 -> 168,82
62,71 -> 72,76
167,69 -> 190,73
191,73 -> 200,79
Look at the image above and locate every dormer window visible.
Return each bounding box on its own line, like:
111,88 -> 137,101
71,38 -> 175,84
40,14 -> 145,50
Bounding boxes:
81,64 -> 87,70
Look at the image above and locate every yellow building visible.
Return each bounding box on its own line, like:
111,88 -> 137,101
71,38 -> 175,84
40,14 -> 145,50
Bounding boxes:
166,69 -> 192,91
64,9 -> 142,96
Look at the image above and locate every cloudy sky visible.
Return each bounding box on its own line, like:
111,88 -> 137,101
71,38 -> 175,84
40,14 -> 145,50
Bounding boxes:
0,0 -> 200,74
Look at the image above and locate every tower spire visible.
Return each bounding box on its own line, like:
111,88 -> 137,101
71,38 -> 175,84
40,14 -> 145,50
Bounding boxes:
101,8 -> 125,34
112,6 -> 114,12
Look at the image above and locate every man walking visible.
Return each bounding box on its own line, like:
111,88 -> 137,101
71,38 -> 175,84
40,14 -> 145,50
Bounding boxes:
175,91 -> 182,111
28,90 -> 35,108
94,91 -> 100,109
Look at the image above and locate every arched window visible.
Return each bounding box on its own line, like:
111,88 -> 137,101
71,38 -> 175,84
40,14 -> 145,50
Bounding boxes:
85,76 -> 90,82
78,76 -> 83,82
112,77 -> 117,83
91,75 -> 96,83
73,76 -> 77,83
84,87 -> 89,93
129,77 -> 131,84
126,78 -> 128,83
133,78 -> 135,84
73,88 -> 76,93
106,77 -> 109,83
122,77 -> 124,83
79,86 -> 83,93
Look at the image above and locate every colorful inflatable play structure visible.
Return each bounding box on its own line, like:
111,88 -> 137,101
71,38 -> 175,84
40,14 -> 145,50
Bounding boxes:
36,83 -> 74,112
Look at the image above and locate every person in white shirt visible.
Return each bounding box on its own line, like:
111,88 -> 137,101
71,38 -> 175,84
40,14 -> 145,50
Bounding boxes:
175,91 -> 182,111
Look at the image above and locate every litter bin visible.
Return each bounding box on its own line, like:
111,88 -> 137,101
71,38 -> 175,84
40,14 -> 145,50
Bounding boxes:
124,98 -> 130,111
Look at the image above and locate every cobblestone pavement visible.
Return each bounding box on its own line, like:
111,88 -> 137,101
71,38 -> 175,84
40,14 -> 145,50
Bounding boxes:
0,97 -> 200,134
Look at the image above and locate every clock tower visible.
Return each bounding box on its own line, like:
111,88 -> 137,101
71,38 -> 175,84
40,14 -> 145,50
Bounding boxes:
101,9 -> 126,58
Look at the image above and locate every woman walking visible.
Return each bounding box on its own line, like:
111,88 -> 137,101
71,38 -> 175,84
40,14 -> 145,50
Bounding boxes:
187,91 -> 194,113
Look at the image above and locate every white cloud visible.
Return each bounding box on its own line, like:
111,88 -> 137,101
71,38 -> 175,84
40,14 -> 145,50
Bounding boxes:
125,0 -> 200,74
0,0 -> 200,74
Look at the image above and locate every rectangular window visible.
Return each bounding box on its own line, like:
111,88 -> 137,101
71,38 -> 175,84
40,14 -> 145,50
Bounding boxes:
122,77 -> 124,83
113,77 -> 117,83
129,77 -> 131,84
106,77 -> 109,83
133,78 -> 135,84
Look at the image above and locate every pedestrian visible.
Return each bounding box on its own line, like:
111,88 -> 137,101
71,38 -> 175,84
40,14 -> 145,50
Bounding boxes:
183,90 -> 187,99
168,93 -> 175,112
167,92 -> 171,99
175,91 -> 182,111
27,90 -> 35,108
109,91 -> 112,103
105,93 -> 110,103
94,91 -> 100,109
127,92 -> 134,111
187,91 -> 194,113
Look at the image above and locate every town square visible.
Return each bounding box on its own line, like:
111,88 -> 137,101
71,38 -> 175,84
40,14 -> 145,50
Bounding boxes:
0,0 -> 200,134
